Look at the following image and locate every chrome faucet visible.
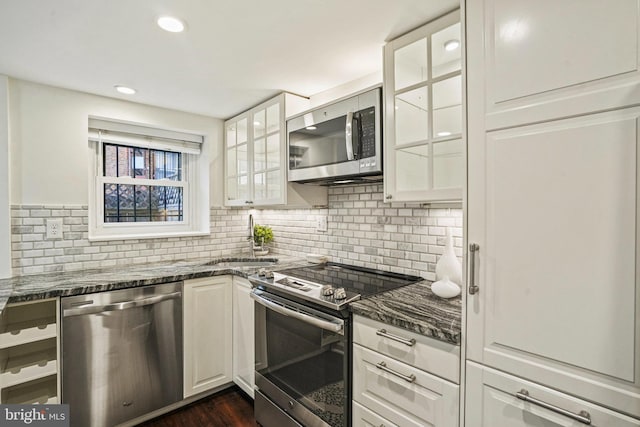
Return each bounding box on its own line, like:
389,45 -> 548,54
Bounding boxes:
248,214 -> 254,255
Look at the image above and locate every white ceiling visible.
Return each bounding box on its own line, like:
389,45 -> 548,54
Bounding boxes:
0,0 -> 459,119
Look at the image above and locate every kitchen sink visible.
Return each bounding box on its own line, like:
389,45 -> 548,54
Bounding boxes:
203,259 -> 278,268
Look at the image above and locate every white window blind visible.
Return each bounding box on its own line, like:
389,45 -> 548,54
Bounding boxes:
88,118 -> 203,155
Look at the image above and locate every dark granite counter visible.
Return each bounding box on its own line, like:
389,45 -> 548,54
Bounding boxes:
1,258 -> 462,347
350,281 -> 462,346
0,255 -> 309,315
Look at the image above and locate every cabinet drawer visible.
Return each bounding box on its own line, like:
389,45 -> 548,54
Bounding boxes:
352,401 -> 397,427
353,315 -> 460,383
466,361 -> 640,427
353,344 -> 459,427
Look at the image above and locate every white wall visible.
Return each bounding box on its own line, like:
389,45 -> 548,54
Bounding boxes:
308,71 -> 382,108
8,79 -> 224,206
0,76 -> 11,278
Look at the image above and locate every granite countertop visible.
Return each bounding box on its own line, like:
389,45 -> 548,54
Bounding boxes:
350,281 -> 462,346
0,255 -> 309,315
0,258 -> 462,347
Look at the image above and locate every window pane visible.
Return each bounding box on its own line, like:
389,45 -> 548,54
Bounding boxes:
227,177 -> 237,200
254,173 -> 266,200
117,146 -> 134,177
164,151 -> 181,181
133,147 -> 149,178
254,138 -> 266,171
118,184 -> 135,219
238,144 -> 248,174
396,145 -> 429,192
266,134 -> 280,168
227,147 -> 237,176
266,104 -> 279,134
432,23 -> 462,78
151,151 -> 165,179
104,183 -> 118,220
165,187 -> 183,221
226,123 -> 236,147
267,170 -> 280,200
104,183 -> 183,222
237,175 -> 249,200
254,110 -> 265,138
237,118 -> 248,144
104,144 -> 117,176
395,87 -> 429,145
433,139 -> 463,189
395,38 -> 428,90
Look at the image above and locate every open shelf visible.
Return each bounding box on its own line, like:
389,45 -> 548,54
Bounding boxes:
0,338 -> 57,388
0,300 -> 57,349
1,375 -> 58,404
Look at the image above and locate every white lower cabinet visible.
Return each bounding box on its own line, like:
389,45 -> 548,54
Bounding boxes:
183,276 -> 232,398
352,315 -> 460,427
232,277 -> 254,398
353,401 -> 397,427
465,361 -> 640,427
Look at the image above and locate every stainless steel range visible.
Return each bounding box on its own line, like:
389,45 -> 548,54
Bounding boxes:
249,262 -> 421,427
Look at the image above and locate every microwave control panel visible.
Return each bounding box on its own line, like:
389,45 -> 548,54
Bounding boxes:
358,107 -> 376,158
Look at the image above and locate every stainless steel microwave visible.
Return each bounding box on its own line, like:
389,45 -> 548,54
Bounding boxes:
287,87 -> 382,183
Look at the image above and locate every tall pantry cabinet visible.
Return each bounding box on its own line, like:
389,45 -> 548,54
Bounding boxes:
465,0 -> 640,425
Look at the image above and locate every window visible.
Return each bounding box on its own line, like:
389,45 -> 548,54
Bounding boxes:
88,118 -> 209,240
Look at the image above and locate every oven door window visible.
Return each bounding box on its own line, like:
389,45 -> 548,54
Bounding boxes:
255,301 -> 347,427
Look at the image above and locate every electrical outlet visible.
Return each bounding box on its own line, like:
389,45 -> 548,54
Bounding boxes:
316,216 -> 328,232
46,219 -> 63,240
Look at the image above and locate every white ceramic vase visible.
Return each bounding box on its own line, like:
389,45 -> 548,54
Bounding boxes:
435,228 -> 462,285
431,277 -> 461,298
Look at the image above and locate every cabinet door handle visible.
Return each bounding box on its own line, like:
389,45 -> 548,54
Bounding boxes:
376,329 -> 416,346
515,389 -> 591,425
245,200 -> 253,204
376,361 -> 416,383
385,194 -> 392,200
468,243 -> 479,295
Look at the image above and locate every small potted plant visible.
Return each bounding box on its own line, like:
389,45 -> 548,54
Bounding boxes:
253,224 -> 273,255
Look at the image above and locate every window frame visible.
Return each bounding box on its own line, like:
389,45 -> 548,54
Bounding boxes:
88,119 -> 209,241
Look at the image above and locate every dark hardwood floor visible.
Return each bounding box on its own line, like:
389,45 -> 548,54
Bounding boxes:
138,386 -> 258,427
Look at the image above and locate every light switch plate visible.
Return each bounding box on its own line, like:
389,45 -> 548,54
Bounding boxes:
316,216 -> 328,232
46,218 -> 63,240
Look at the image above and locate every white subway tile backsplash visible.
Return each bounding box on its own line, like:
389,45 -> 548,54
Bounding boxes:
10,183 -> 462,277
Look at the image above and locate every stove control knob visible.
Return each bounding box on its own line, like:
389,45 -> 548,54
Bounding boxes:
258,268 -> 266,277
321,285 -> 334,296
264,270 -> 274,279
334,287 -> 347,300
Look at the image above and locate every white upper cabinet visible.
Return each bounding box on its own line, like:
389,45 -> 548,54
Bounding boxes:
224,93 -> 327,207
466,0 -> 640,420
383,9 -> 464,202
473,0 -> 640,130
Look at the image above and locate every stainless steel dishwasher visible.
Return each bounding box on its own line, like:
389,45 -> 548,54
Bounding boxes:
61,282 -> 183,427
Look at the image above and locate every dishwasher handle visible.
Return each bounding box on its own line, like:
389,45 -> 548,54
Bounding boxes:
63,291 -> 181,317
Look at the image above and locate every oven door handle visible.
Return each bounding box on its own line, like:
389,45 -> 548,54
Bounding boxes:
250,292 -> 344,334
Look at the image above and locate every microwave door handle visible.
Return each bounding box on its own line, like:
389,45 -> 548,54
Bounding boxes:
345,111 -> 355,160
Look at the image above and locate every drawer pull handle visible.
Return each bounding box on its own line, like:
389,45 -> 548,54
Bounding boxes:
376,329 -> 416,347
376,361 -> 416,383
515,389 -> 591,425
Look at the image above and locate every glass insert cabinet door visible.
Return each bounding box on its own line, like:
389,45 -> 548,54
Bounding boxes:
383,9 -> 464,202
224,97 -> 285,206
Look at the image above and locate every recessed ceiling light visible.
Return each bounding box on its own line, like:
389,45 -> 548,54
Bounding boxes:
306,126 -> 317,130
157,16 -> 185,33
444,39 -> 460,51
437,131 -> 452,137
114,85 -> 136,95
